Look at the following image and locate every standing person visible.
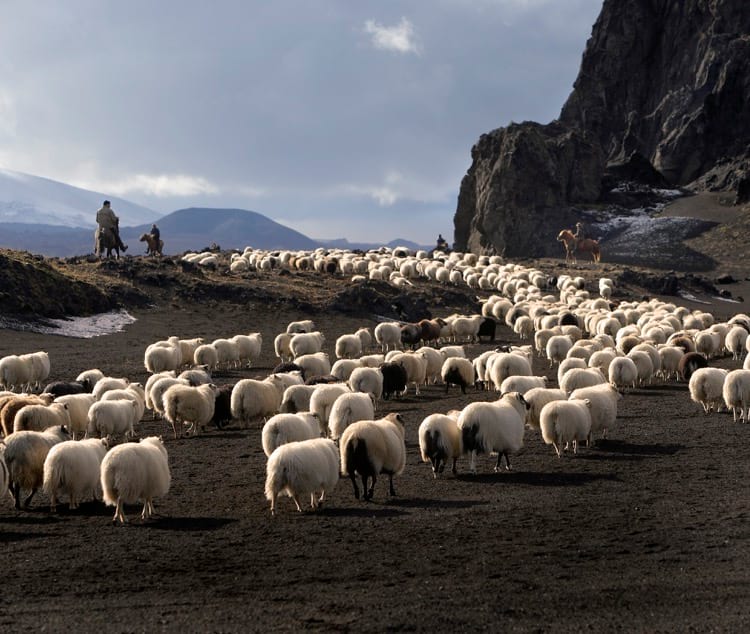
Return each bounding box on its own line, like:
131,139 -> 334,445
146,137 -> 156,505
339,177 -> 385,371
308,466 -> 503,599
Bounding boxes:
95,200 -> 128,253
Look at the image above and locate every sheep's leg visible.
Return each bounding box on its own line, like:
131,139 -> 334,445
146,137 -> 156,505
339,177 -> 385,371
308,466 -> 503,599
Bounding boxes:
114,498 -> 126,524
494,453 -> 503,473
349,474 -> 360,500
12,483 -> 22,510
388,473 -> 396,497
292,495 -> 303,512
553,442 -> 562,458
503,452 -> 512,471
469,451 -> 477,475
49,493 -> 57,513
23,488 -> 37,508
573,440 -> 578,454
451,457 -> 458,475
365,474 -> 377,500
430,457 -> 439,478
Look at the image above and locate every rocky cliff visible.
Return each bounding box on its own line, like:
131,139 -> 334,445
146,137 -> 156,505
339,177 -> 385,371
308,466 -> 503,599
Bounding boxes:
455,0 -> 750,259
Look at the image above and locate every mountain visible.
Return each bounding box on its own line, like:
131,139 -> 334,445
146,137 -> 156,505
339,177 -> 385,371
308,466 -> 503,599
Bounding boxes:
122,207 -> 319,253
454,0 -> 750,257
0,167 -> 159,228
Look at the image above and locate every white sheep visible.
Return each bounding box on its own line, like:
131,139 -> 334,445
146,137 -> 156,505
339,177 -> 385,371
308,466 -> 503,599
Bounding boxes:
546,335 -> 574,366
688,367 -> 729,414
265,438 -> 339,514
725,326 -> 748,361
262,412 -> 321,457
540,398 -> 593,457
722,369 -> 750,422
328,392 -> 376,441
331,359 -> 361,382
339,413 -> 406,500
286,319 -> 316,334
290,332 -> 326,357
43,438 -> 108,512
4,425 -> 71,508
627,350 -> 655,386
588,349 -> 618,376
488,353 -> 532,391
0,355 -> 33,392
348,367 -> 384,405
193,344 -> 220,371
374,322 -> 402,352
441,357 -> 475,394
144,340 -> 182,373
149,377 -> 191,418
178,338 -> 204,367
231,333 -> 262,367
309,383 -> 352,434
294,352 -> 331,378
75,368 -> 105,392
608,357 -> 639,391
13,401 -> 70,433
101,436 -> 171,524
523,387 -> 567,429
231,378 -> 283,426
55,394 -> 96,439
418,411 -> 462,477
335,334 -> 363,360
144,371 -> 176,411
100,383 -> 147,422
557,357 -> 588,386
570,383 -> 621,441
22,351 -> 50,391
279,384 -> 317,413
274,333 -> 294,363
499,375 -> 547,395
559,367 -> 606,395
390,352 -> 427,395
178,367 -> 212,386
416,347 -> 444,385
92,377 -> 129,401
163,383 -> 219,437
355,327 -> 373,352
359,354 -> 385,368
657,345 -> 684,381
457,392 -> 527,474
212,338 -> 240,369
87,400 -> 139,440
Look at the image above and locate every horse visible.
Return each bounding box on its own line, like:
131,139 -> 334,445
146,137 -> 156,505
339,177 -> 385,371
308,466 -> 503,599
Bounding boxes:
94,227 -> 121,259
556,229 -> 601,264
139,233 -> 164,256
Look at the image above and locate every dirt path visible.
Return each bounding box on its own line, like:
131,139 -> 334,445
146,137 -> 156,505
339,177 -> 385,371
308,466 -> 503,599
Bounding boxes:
2,293 -> 750,632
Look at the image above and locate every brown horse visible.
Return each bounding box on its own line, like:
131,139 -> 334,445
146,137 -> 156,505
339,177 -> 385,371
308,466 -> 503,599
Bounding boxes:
556,229 -> 601,264
94,227 -> 121,259
139,233 -> 164,256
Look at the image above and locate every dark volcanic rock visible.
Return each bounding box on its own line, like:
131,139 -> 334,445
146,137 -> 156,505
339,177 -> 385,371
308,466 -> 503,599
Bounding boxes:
455,0 -> 750,265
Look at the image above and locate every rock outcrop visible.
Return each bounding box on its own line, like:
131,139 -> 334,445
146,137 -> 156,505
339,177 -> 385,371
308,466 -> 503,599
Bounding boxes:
455,0 -> 750,259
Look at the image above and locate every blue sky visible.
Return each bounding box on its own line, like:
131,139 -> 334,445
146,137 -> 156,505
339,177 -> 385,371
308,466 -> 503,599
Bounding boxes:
0,0 -> 602,243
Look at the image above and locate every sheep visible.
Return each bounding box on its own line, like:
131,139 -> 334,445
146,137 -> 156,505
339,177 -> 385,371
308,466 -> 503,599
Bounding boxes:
101,383 -> 147,422
499,375 -> 547,396
570,384 -> 621,441
279,384 -> 317,413
546,335 -> 574,366
380,362 -> 408,400
657,345 -> 684,381
309,384 -> 351,434
339,413 -> 406,500
335,334 -> 363,360
557,357 -> 588,386
87,400 -> 139,440
688,368 -> 729,414
290,332 -> 326,358
144,342 -> 182,373
440,345 -> 467,360
274,333 -> 294,363
329,392 -> 376,441
695,330 -> 722,359
355,327 -> 373,352
0,448 -> 7,503
451,315 -> 484,343
75,368 -> 105,392
1,394 -> 55,436
294,352 -> 332,379
92,377 -> 129,401
178,367 -> 212,386
178,338 -> 204,367
608,357 -> 639,391
348,367 -> 384,404
588,349 -> 618,376
457,392 -> 527,474
3,426 -> 71,509
559,367 -> 606,395
725,326 -> 748,361
722,369 -> 750,422
523,387 -> 567,430
193,344 -> 220,371
488,353 -> 532,391
43,438 -> 108,512
42,381 -> 87,397
212,338 -> 240,369
149,377 -> 190,418
230,378 -> 283,426
0,355 -> 33,392
286,319 -> 316,334
390,352 -> 428,395
331,359 -> 361,382
262,412 -> 321,457
441,357 -> 475,394
13,402 -> 70,432
627,350 -> 655,386
374,322 -> 402,352
163,383 -> 219,438
540,398 -> 593,457
418,411 -> 462,477
415,346 -> 444,385
232,333 -> 262,367
101,436 -> 171,524
678,351 -> 708,382
359,353 -> 385,368
265,438 -> 339,515
49,394 -> 93,438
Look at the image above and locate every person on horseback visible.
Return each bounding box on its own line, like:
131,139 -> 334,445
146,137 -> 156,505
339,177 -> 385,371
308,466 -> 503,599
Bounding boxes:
96,200 -> 128,253
436,234 -> 448,252
148,223 -> 161,254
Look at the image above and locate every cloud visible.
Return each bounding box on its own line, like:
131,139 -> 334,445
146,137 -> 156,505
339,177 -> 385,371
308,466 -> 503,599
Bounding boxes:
364,17 -> 420,54
79,173 -> 219,198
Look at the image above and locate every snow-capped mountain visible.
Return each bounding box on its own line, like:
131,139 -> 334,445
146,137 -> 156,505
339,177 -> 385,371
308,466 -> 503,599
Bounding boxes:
0,167 -> 158,228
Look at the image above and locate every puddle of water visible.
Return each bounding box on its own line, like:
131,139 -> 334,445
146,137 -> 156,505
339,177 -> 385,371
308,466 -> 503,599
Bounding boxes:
0,309 -> 136,338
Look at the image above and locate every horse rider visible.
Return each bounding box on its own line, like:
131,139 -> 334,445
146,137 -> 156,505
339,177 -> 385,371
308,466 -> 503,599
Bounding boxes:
436,233 -> 448,252
148,223 -> 161,254
573,221 -> 586,241
95,200 -> 128,252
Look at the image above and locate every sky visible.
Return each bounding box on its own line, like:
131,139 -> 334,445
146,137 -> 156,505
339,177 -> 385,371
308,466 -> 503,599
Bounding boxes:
0,0 -> 603,244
